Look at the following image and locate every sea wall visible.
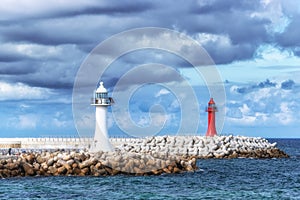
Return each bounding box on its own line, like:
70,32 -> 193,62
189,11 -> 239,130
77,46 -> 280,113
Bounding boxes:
0,137 -> 140,149
116,135 -> 289,159
0,150 -> 197,178
0,138 -> 92,149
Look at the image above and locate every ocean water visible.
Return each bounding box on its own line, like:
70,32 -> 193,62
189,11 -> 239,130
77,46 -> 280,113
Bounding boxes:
0,139 -> 299,200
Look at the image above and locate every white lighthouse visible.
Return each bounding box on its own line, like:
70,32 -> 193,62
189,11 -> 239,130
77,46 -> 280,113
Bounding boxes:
90,82 -> 114,152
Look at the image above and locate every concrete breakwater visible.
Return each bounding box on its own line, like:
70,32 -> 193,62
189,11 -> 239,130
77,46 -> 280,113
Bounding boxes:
0,136 -> 289,159
0,150 -> 197,178
117,135 -> 289,159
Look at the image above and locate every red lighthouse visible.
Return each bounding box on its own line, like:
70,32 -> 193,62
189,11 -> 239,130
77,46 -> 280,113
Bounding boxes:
206,98 -> 217,137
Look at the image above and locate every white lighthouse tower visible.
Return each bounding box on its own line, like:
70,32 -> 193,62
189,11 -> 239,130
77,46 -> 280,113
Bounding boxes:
90,81 -> 114,152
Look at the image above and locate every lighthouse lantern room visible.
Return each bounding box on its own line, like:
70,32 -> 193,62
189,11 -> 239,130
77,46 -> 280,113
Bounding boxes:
90,82 -> 114,152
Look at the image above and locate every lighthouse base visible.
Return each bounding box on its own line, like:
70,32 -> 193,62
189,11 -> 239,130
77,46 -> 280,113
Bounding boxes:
90,139 -> 113,153
206,132 -> 217,137
90,106 -> 114,152
90,126 -> 114,152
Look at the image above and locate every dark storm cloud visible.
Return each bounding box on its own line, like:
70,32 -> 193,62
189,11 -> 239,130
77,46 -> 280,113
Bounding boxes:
19,76 -> 74,89
0,52 -> 26,62
0,1 -> 153,21
1,22 -> 92,46
192,0 -> 258,14
86,35 -> 200,91
0,46 -> 33,62
0,1 -> 153,46
48,1 -> 154,18
0,0 -> 300,93
227,17 -> 270,45
0,0 -> 276,66
0,62 -> 38,75
232,79 -> 298,95
115,49 -> 193,69
257,79 -> 276,88
233,79 -> 277,94
102,63 -> 183,92
1,73 -> 73,90
204,43 -> 256,64
0,59 -> 78,90
272,1 -> 300,57
281,80 -> 295,90
180,0 -> 271,64
189,0 -> 269,43
276,14 -> 300,48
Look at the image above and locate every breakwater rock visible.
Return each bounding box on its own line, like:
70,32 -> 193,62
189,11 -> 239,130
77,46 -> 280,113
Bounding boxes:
0,150 -> 197,178
117,135 -> 289,159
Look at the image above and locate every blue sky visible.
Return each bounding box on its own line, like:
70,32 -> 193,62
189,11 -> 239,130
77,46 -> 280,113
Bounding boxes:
0,0 -> 299,138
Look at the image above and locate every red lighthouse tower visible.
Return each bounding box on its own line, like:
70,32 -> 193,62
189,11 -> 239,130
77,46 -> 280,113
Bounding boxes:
206,98 -> 217,137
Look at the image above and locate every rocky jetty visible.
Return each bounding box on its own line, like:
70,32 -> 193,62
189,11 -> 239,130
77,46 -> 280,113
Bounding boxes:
117,135 -> 289,159
0,135 -> 289,178
0,150 -> 197,178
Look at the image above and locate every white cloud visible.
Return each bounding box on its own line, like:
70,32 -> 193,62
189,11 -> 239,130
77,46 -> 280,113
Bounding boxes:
170,99 -> 180,110
0,81 -> 53,101
137,116 -> 151,127
0,42 -> 84,62
229,85 -> 239,94
196,33 -> 231,47
240,104 -> 251,115
155,88 -> 170,97
7,114 -> 38,129
19,115 -> 38,129
227,115 -> 256,125
274,102 -> 294,125
15,43 -> 63,59
247,87 -> 272,102
52,118 -> 67,128
226,79 -> 300,127
255,44 -> 292,61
